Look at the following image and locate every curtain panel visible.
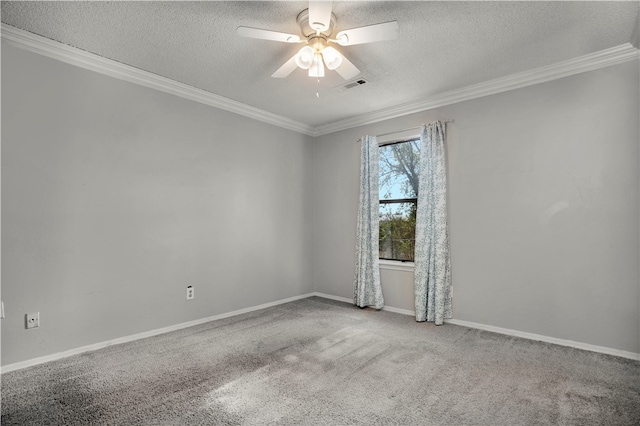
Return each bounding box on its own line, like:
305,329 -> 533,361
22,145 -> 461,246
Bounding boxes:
354,135 -> 384,309
414,122 -> 452,324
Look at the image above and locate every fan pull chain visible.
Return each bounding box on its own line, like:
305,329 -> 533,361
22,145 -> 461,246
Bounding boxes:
316,77 -> 320,98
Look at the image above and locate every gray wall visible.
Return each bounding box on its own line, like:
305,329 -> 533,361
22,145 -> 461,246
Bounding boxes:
313,60 -> 640,354
2,40 -> 638,366
1,43 -> 315,366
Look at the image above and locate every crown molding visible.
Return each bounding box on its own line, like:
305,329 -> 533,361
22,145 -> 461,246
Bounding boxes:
312,43 -> 640,136
3,24 -> 638,138
1,24 -> 315,136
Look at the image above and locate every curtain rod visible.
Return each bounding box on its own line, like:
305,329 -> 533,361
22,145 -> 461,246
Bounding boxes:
375,119 -> 453,139
357,119 -> 453,142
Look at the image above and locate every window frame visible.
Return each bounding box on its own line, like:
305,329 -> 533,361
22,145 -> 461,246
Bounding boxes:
378,137 -> 420,265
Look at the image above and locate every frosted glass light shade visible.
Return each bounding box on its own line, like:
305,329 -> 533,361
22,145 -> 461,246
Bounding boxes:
308,53 -> 325,77
295,46 -> 314,70
321,46 -> 343,70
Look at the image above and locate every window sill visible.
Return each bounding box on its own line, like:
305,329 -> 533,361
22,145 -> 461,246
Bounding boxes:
379,259 -> 415,272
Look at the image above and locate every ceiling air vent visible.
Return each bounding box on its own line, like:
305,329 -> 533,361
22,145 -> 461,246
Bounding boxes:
344,79 -> 368,89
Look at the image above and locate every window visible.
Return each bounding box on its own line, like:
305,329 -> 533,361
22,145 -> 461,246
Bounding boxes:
379,138 -> 420,262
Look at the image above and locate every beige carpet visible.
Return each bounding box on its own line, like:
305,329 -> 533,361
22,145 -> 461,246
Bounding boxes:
2,296 -> 639,425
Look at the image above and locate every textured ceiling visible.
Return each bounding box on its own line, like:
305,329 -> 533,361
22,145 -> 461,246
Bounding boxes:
2,1 -> 638,128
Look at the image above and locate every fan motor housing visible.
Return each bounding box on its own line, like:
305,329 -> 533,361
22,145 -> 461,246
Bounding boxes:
296,8 -> 337,38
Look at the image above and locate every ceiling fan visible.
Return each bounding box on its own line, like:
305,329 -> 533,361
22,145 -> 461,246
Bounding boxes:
237,1 -> 399,80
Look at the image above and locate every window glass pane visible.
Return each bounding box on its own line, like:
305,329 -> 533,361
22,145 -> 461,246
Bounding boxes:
379,202 -> 416,261
379,139 -> 421,200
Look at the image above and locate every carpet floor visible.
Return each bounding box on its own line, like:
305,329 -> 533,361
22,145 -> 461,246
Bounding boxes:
1,296 -> 639,425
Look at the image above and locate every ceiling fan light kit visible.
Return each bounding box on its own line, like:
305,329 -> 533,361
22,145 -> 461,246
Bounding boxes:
295,45 -> 315,70
236,1 -> 399,81
292,7 -> 336,78
309,53 -> 325,78
321,46 -> 342,70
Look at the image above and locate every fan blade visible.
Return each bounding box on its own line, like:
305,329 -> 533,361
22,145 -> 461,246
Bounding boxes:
308,1 -> 333,33
237,26 -> 301,43
334,54 -> 360,80
335,21 -> 398,46
271,55 -> 299,78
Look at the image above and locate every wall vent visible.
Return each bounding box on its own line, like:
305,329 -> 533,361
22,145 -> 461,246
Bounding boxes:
344,79 -> 368,89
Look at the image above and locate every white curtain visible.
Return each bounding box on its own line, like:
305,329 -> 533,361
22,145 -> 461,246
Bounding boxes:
354,135 -> 384,309
414,122 -> 452,324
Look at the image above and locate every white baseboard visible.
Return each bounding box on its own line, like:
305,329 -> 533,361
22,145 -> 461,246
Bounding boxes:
1,293 -> 315,374
381,305 -> 416,316
312,292 -> 416,316
312,293 -> 640,361
444,318 -> 640,361
312,292 -> 352,304
3,292 -> 638,373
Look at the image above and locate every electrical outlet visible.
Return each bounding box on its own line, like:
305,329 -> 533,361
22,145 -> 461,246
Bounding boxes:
186,286 -> 194,300
25,312 -> 40,329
